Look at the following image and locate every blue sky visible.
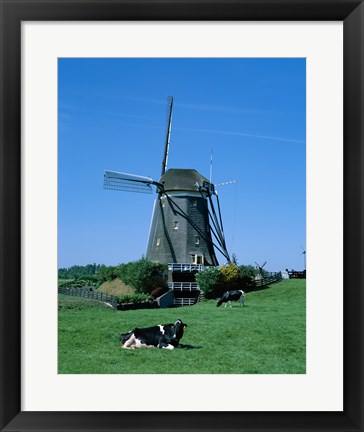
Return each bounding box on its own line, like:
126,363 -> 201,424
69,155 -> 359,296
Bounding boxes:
58,58 -> 306,272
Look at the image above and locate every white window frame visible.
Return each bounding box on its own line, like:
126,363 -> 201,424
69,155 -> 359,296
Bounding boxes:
190,254 -> 204,265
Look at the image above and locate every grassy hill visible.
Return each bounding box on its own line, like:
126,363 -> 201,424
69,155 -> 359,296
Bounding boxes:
58,279 -> 305,374
97,278 -> 135,296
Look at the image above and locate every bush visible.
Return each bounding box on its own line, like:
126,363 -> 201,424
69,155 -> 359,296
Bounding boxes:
219,262 -> 239,284
114,261 -> 135,286
121,258 -> 167,295
238,264 -> 256,285
196,262 -> 256,299
195,266 -> 221,299
97,258 -> 167,295
96,265 -> 118,283
116,293 -> 153,304
59,278 -> 98,288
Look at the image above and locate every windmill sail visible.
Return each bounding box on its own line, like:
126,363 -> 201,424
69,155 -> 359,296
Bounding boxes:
103,170 -> 154,194
161,96 -> 174,176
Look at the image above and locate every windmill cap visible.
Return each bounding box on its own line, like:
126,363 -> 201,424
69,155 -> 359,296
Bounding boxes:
159,168 -> 211,192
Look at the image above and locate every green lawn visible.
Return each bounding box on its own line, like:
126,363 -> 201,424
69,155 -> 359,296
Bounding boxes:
58,279 -> 305,374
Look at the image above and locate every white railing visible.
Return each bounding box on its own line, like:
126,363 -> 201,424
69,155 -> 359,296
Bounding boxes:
167,263 -> 206,272
169,282 -> 199,291
173,298 -> 196,306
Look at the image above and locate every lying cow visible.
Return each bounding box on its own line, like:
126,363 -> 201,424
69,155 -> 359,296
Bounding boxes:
120,319 -> 187,350
217,290 -> 246,308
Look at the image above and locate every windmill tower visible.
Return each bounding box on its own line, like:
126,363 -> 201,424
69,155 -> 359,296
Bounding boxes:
103,96 -> 230,267
255,261 -> 267,280
300,247 -> 306,270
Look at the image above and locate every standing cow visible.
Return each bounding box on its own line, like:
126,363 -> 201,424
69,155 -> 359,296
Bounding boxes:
217,290 -> 246,308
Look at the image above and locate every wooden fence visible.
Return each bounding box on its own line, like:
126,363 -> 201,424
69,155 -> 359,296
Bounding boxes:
58,286 -> 158,311
58,286 -> 119,308
253,272 -> 282,288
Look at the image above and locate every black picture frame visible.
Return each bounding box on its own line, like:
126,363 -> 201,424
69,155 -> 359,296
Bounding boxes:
1,1 -> 363,431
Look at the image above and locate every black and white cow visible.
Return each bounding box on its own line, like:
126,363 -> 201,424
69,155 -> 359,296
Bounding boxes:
120,319 -> 187,350
217,290 -> 246,308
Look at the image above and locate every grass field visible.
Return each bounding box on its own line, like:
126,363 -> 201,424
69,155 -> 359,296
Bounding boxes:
58,279 -> 305,374
58,279 -> 74,286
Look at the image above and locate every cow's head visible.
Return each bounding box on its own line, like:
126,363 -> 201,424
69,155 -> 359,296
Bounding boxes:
172,319 -> 187,344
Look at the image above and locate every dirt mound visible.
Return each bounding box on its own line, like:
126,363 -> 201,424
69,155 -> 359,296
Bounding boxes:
98,278 -> 135,296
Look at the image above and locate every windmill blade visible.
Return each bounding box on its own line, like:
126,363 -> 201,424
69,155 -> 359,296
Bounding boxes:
161,96 -> 174,176
103,170 -> 154,194
215,180 -> 238,187
255,261 -> 267,271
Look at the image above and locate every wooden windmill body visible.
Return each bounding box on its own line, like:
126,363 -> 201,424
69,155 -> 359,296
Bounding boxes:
146,168 -> 219,266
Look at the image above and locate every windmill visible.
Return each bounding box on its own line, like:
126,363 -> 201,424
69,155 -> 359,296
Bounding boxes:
255,261 -> 267,279
103,96 -> 230,266
300,247 -> 306,270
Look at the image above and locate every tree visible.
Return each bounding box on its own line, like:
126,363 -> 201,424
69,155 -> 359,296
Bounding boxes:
219,262 -> 240,285
122,258 -> 167,294
231,253 -> 239,266
58,264 -> 103,279
196,262 -> 256,299
238,264 -> 256,285
96,265 -> 118,283
195,266 -> 221,299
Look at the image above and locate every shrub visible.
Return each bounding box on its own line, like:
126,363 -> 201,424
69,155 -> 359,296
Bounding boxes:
95,259 -> 167,295
196,262 -> 256,299
216,262 -> 241,294
116,293 -> 153,304
238,264 -> 256,285
122,258 -> 167,294
96,265 -> 118,283
219,262 -> 239,284
60,278 -> 98,288
115,261 -> 135,286
195,266 -> 221,299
